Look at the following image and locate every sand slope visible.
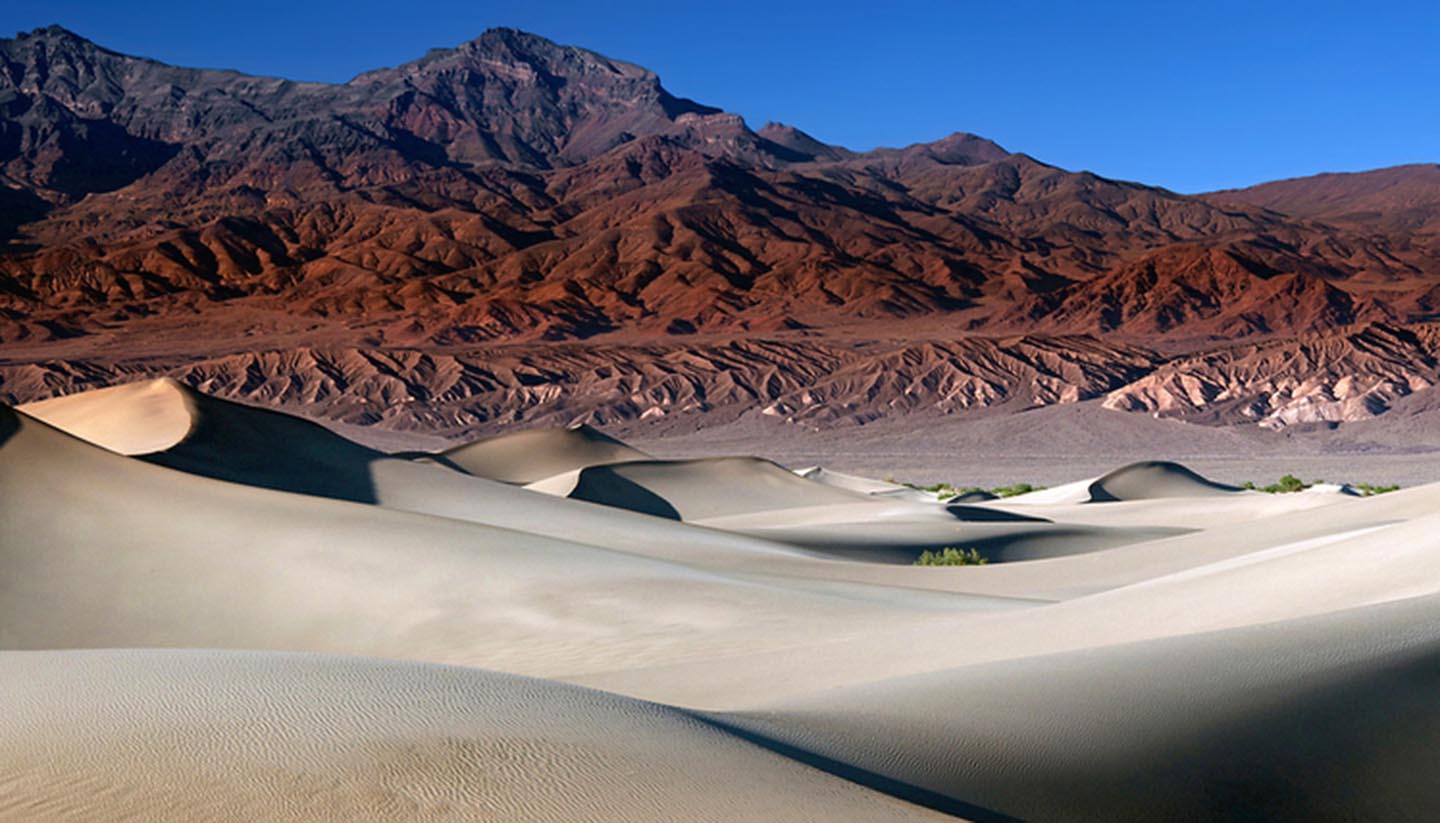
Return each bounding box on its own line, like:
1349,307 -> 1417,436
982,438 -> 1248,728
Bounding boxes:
1086,459 -> 1242,501
5,383 -> 1439,822
0,650 -> 950,823
531,456 -> 1187,561
726,593 -> 1440,822
17,379 -> 197,455
21,377 -> 386,501
441,424 -> 652,483
552,456 -> 889,520
0,406 -> 1035,677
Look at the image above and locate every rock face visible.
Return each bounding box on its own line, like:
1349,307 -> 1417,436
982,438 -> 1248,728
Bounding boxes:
2,25 -> 1439,433
1103,324 -> 1440,429
0,336 -> 1159,432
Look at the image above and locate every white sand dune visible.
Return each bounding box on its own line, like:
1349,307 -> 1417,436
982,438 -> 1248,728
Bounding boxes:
795,465 -> 929,497
0,406 -> 1032,676
996,476 -> 1098,505
1000,460 -> 1242,506
18,378 -> 197,455
724,593 -> 1440,823
579,489 -> 1440,707
1086,459 -> 1243,500
16,378 -> 826,564
21,377 -> 387,501
526,456 -> 1182,560
4,382 -> 1439,822
11,383 -> 1064,590
0,650 -> 950,823
440,423 -> 652,483
552,456 -> 896,520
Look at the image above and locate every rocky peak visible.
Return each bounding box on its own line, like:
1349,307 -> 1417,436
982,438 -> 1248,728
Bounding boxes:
345,28 -> 722,167
3,25 -> 116,99
901,131 -> 1011,165
756,122 -> 850,161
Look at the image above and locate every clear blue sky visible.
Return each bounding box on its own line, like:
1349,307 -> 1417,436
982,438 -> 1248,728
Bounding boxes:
6,0 -> 1437,192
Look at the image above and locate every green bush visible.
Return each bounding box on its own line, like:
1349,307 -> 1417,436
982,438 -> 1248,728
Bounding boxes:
898,480 -> 1046,500
1242,475 -> 1399,496
1270,473 -> 1308,493
914,547 -> 988,566
1242,474 -> 1310,493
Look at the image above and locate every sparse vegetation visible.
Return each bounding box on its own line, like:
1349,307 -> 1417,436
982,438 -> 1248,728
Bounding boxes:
1240,473 -> 1310,493
898,480 -> 1046,500
1240,475 -> 1400,496
914,547 -> 989,566
903,481 -> 964,495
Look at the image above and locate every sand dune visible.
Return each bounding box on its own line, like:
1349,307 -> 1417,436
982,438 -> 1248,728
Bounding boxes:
4,382 -> 1438,822
550,456 -> 893,520
0,650 -> 949,823
520,455 -> 1176,561
21,377 -> 386,501
795,465 -> 930,497
17,379 -> 197,455
579,489 -> 1440,707
1086,459 -> 1242,500
441,424 -> 652,483
15,381 -> 842,575
0,405 -> 1032,676
726,593 -> 1440,823
1002,460 -> 1241,506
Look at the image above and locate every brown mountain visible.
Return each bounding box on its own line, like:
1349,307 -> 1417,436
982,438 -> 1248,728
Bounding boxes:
1207,164 -> 1440,238
2,26 -> 1437,435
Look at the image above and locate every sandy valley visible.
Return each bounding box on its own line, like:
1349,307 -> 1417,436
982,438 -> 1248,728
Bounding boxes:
2,379 -> 1439,821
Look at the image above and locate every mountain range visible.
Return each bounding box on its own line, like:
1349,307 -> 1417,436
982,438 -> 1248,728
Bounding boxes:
2,25 -> 1437,435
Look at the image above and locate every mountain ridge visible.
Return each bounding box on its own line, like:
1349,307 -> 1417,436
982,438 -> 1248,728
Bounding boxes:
2,25 -> 1437,434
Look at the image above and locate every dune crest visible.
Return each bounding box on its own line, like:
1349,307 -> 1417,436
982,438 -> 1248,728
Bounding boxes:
18,378 -> 197,455
441,424 -> 653,483
1086,460 -> 1242,501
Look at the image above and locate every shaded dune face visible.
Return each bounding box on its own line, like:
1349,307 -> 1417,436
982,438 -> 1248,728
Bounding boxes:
722,594 -> 1440,823
559,457 -> 879,520
21,378 -> 385,502
5,383 -> 1440,822
1086,460 -> 1242,502
565,465 -> 685,520
542,457 -> 1182,563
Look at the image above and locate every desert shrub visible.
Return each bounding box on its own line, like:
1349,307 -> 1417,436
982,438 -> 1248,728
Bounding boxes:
1269,474 -> 1309,493
1354,482 -> 1400,496
919,482 -> 958,494
915,547 -> 988,566
898,479 -> 1045,500
992,483 -> 1042,498
1244,474 -> 1310,493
